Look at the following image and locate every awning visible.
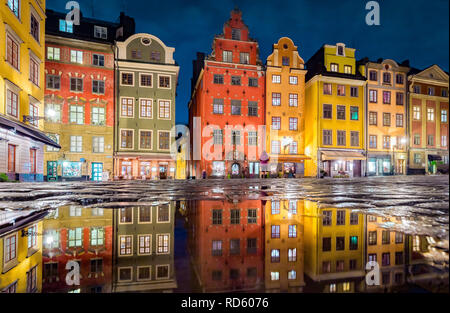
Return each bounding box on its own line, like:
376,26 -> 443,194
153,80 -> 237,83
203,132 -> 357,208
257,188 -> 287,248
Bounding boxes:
428,154 -> 442,161
0,114 -> 61,148
321,150 -> 365,161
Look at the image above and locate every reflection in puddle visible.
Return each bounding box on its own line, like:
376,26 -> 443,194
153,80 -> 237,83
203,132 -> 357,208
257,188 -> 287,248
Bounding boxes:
0,177 -> 448,293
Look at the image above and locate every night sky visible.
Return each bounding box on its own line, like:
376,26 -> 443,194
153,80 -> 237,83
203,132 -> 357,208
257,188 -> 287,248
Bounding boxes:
47,0 -> 449,125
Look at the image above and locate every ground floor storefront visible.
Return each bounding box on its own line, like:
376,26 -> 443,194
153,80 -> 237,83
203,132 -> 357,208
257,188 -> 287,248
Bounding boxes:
367,152 -> 407,176
114,154 -> 176,180
43,157 -> 113,182
408,149 -> 449,175
318,149 -> 366,178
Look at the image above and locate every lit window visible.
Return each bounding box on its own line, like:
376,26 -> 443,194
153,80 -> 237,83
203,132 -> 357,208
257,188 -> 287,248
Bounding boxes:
59,19 -> 73,33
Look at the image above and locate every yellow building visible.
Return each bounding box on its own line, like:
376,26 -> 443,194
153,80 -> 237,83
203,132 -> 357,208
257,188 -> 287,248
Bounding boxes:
264,199 -> 305,292
303,200 -> 365,293
305,43 -> 366,178
0,0 -> 59,181
358,59 -> 409,176
265,37 -> 308,176
1,211 -> 47,293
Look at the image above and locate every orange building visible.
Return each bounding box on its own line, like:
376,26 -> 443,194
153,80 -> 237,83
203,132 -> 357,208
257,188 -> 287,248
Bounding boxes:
187,199 -> 264,292
188,9 -> 265,178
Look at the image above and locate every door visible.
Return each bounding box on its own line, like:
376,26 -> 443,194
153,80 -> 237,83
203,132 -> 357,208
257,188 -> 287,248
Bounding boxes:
29,149 -> 36,174
47,161 -> 58,181
92,163 -> 103,181
353,160 -> 361,177
159,165 -> 167,179
8,144 -> 15,172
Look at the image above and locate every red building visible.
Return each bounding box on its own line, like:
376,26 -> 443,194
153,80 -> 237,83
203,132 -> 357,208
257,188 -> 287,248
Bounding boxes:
188,9 -> 266,178
187,199 -> 264,292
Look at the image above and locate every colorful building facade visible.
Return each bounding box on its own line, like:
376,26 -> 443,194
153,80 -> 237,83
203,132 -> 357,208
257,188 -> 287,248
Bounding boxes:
358,59 -> 410,176
0,0 -> 60,182
114,33 -> 179,180
305,44 -> 366,178
188,9 -> 265,178
407,65 -> 449,174
265,37 -> 308,177
43,10 -> 126,181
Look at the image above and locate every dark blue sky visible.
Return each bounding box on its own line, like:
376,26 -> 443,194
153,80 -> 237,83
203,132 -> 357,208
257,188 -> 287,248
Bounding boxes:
47,0 -> 449,125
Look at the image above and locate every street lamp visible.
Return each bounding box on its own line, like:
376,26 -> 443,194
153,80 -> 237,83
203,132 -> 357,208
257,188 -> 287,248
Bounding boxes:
23,108 -> 56,123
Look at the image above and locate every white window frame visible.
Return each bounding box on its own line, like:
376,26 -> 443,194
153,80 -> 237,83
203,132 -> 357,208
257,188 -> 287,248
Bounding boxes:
157,130 -> 171,151
119,128 -> 134,150
138,129 -> 153,150
70,50 -> 83,64
157,99 -> 171,120
137,234 -> 152,256
120,71 -> 134,86
289,76 -> 298,85
92,136 -> 105,153
155,264 -> 170,280
139,98 -> 153,119
157,74 -> 171,89
139,73 -> 153,88
70,135 -> 83,152
156,204 -> 171,223
137,266 -> 152,281
272,75 -> 281,84
117,267 -> 133,282
118,235 -> 133,257
156,234 -> 170,255
120,97 -> 134,118
94,25 -> 107,39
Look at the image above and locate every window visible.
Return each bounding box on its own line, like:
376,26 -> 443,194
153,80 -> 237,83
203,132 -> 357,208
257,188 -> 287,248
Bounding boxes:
118,235 -> 132,255
121,73 -> 133,85
120,130 -> 133,149
288,201 -> 297,214
70,50 -> 83,64
350,86 -> 358,97
231,130 -> 241,145
29,102 -> 38,127
270,272 -> 279,281
323,130 -> 332,145
350,106 -> 359,120
336,210 -> 345,225
138,131 -> 152,149
413,85 -> 421,94
288,248 -> 297,262
368,231 -> 377,245
442,110 -> 448,123
248,77 -> 258,87
70,78 -> 83,92
90,227 -> 104,246
230,239 -> 240,255
383,72 -> 391,84
322,211 -> 332,226
396,114 -> 404,128
137,235 -> 151,255
382,253 -> 390,266
289,141 -> 298,154
93,54 -> 104,66
222,50 -> 232,62
427,108 -> 434,121
139,99 -> 152,118
337,130 -> 346,146
289,76 -> 298,85
231,28 -> 241,40
280,56 -> 290,66
157,234 -> 169,254
46,133 -> 60,152
413,106 -> 421,120
212,271 -> 222,281
69,105 -> 84,124
396,74 -> 404,84
47,47 -> 60,61
350,213 -> 358,225
272,75 -> 281,84
442,89 -> 449,97
248,131 -> 257,146
70,136 -> 82,152
323,104 -> 332,119
395,252 -> 404,265
271,201 -> 280,215
383,113 -> 391,126
212,240 -> 222,256
159,76 -> 170,88
336,260 -> 345,272
68,228 -> 83,247
289,117 -> 298,131
322,238 -> 331,251
4,233 -> 17,264
337,85 -> 345,96
369,111 -> 377,125
287,93 -> 298,107
383,136 -> 390,149
158,100 -> 170,119
270,117 -> 281,131
248,101 -> 258,116
368,254 -> 377,262
231,100 -> 241,115
427,135 -> 434,146
59,19 -> 73,33
26,266 -> 37,293
248,209 -> 257,224
330,63 -> 338,72
159,131 -> 170,150
369,135 -> 377,149
428,87 -> 435,96
383,91 -> 391,104
6,35 -> 19,70
414,153 -> 422,164
442,135 -> 448,147
213,74 -> 224,84
213,129 -> 223,145
369,70 -> 377,81
349,236 -> 358,250
322,261 -> 331,273
131,50 -> 142,59
121,98 -> 134,117
396,92 -> 404,105
413,134 -> 420,145
231,76 -> 241,86
336,237 -> 345,250
94,25 -> 107,39
271,249 -> 280,262
44,262 -> 58,282
240,52 -> 249,64
92,136 -> 104,153
329,284 -> 336,293
272,93 -> 281,106
344,65 -> 352,74
369,90 -> 377,102
7,0 -> 20,17
337,105 -> 345,120
271,141 -> 280,154
323,83 -> 332,95
230,209 -> 240,224
92,80 -> 105,94
395,232 -> 403,244
247,238 -> 257,254
30,56 -> 39,85
337,45 -> 344,56
46,75 -> 60,89
382,230 -> 390,244
271,225 -> 280,238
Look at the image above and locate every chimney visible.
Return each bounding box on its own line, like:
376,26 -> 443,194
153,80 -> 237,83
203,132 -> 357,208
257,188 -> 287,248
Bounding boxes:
116,12 -> 135,40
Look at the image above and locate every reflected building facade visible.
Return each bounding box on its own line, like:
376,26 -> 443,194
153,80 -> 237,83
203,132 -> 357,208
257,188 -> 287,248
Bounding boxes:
112,204 -> 177,292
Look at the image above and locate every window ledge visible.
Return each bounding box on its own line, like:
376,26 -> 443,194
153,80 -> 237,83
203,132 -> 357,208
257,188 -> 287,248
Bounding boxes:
2,259 -> 19,274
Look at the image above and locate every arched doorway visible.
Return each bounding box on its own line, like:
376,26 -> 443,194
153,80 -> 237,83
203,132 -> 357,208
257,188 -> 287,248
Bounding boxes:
231,163 -> 240,177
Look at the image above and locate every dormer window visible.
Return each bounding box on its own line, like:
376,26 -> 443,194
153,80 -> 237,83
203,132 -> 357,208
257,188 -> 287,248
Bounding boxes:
282,57 -> 290,66
330,63 -> 338,72
231,28 -> 241,40
59,19 -> 73,33
94,26 -> 107,39
337,45 -> 344,56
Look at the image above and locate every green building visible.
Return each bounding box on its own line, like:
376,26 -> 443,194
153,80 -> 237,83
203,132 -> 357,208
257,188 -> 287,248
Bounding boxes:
114,33 -> 179,179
